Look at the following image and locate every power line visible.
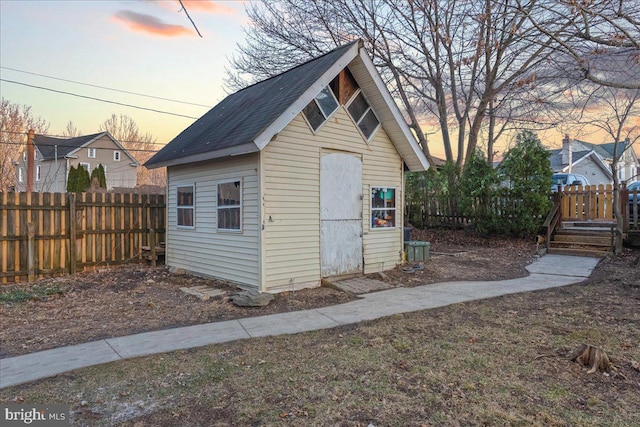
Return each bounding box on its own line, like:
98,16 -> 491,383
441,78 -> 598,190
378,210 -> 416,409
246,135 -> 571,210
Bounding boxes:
0,79 -> 200,120
0,66 -> 211,108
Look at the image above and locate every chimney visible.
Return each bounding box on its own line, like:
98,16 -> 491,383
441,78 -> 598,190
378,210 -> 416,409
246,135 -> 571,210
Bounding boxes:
26,129 -> 35,192
562,134 -> 572,172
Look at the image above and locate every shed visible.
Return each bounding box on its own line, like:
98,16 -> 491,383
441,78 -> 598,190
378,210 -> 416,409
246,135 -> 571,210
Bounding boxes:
146,40 -> 429,292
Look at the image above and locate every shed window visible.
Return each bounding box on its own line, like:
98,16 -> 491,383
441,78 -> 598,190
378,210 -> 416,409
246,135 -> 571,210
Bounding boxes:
371,187 -> 396,229
88,148 -> 96,158
347,91 -> 380,140
303,86 -> 339,131
177,185 -> 194,227
217,180 -> 242,231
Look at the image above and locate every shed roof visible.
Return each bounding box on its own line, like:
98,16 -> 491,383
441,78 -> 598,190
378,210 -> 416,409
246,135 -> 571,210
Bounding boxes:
146,40 -> 429,171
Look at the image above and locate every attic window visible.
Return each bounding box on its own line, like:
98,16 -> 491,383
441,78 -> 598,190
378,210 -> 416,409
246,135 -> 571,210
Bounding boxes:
303,86 -> 339,131
347,91 -> 380,140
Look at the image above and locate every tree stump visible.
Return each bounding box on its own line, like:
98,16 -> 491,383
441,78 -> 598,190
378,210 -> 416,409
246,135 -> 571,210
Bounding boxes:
569,344 -> 615,374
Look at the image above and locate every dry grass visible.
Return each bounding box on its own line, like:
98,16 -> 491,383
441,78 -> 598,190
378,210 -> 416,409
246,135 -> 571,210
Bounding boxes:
2,251 -> 639,426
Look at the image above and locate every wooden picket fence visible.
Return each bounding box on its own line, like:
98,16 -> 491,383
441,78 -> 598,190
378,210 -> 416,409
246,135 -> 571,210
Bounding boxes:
0,192 -> 165,284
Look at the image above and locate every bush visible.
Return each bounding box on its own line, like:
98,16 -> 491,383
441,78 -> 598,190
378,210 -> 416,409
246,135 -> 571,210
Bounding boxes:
459,149 -> 500,235
497,130 -> 552,236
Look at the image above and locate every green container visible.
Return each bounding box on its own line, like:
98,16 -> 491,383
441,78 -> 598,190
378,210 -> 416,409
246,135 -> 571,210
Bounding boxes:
405,241 -> 430,262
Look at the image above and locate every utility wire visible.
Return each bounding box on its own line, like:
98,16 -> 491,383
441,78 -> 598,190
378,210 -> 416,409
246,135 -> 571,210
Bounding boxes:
178,0 -> 203,38
0,79 -> 200,120
0,66 -> 211,108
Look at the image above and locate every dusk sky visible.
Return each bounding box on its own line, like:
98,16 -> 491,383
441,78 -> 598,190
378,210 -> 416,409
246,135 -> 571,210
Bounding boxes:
1,1 -> 637,159
1,0 -> 247,147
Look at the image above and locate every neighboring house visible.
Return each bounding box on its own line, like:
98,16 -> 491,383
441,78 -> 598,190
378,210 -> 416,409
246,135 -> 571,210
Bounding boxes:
548,135 -> 639,185
14,131 -> 139,192
146,40 -> 429,293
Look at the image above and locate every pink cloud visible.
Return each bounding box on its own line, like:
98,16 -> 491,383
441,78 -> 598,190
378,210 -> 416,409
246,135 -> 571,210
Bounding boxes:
113,10 -> 192,37
180,0 -> 236,14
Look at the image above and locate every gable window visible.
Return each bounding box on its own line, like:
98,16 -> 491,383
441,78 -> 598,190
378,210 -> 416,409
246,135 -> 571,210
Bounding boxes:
217,180 -> 242,231
79,162 -> 90,172
18,167 -> 24,183
177,185 -> 195,227
302,86 -> 339,131
347,91 -> 380,140
114,151 -> 121,161
371,186 -> 396,229
88,148 -> 96,158
36,165 -> 41,182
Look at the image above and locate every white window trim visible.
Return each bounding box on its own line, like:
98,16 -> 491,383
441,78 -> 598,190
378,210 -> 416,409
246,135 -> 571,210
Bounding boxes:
79,162 -> 90,171
36,165 -> 41,181
217,178 -> 242,232
18,167 -> 24,183
114,151 -> 121,161
346,89 -> 381,142
23,151 -> 26,162
302,85 -> 340,134
176,184 -> 195,229
88,148 -> 96,158
370,185 -> 397,230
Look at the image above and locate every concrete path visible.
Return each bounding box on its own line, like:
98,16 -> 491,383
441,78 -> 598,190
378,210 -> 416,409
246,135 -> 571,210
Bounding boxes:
0,254 -> 599,389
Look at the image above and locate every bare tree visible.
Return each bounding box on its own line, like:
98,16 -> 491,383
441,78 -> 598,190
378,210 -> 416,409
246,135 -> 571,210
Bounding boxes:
520,0 -> 640,90
579,85 -> 639,253
61,121 -> 81,138
226,0 -> 568,165
0,99 -> 50,191
99,114 -> 165,187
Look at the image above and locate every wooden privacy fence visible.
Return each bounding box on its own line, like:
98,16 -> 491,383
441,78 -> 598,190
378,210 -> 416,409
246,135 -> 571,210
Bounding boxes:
0,192 -> 165,284
559,184 -> 616,221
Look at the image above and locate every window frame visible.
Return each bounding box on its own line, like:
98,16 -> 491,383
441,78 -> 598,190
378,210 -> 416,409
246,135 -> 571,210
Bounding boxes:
302,85 -> 340,133
79,162 -> 90,172
18,167 -> 24,183
87,147 -> 96,158
36,165 -> 41,182
23,151 -> 26,162
217,178 -> 242,232
370,186 -> 397,230
176,184 -> 195,229
113,151 -> 121,161
346,89 -> 381,142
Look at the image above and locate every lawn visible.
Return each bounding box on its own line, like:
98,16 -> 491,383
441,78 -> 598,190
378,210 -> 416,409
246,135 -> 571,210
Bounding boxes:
1,250 -> 639,426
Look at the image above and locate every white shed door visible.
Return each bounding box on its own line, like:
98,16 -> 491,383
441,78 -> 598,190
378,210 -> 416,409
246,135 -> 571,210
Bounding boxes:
320,153 -> 363,277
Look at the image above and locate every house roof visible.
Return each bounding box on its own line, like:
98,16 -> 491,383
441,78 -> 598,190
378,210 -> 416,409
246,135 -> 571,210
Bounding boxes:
145,40 -> 429,171
34,133 -> 104,160
548,148 -> 612,177
33,132 -> 139,165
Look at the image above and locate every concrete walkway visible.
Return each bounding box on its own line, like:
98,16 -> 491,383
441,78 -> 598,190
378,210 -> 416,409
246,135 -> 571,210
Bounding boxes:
0,254 -> 599,389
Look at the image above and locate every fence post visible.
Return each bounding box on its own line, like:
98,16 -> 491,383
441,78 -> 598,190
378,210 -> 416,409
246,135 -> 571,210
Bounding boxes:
68,193 -> 77,275
149,228 -> 156,267
28,222 -> 36,282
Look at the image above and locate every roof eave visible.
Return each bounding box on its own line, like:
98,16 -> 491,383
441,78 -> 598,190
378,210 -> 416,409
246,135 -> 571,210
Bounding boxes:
145,142 -> 259,169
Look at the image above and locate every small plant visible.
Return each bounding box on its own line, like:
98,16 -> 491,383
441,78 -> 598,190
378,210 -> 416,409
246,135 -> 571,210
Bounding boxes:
0,284 -> 63,303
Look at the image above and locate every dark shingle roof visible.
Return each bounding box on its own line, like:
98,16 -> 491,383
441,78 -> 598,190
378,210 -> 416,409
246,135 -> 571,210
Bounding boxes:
549,148 -> 592,170
34,132 -> 104,160
146,41 -> 359,167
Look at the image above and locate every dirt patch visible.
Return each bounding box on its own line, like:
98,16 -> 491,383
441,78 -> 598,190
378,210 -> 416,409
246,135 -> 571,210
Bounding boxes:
0,229 -> 543,358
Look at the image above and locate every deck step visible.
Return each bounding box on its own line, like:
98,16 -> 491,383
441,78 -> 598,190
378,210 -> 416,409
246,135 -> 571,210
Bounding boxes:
547,247 -> 609,257
552,234 -> 611,245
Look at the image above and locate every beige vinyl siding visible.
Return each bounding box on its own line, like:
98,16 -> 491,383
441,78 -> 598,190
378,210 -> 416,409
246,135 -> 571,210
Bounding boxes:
166,154 -> 260,288
262,108 -> 402,291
